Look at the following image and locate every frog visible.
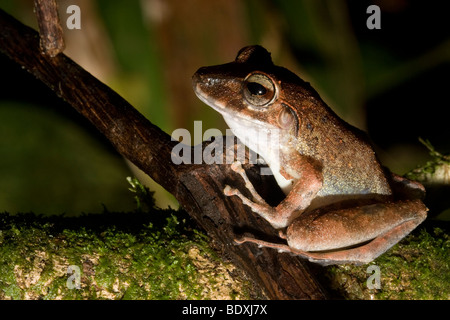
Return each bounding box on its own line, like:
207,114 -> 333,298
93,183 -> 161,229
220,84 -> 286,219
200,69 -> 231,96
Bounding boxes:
192,45 -> 428,265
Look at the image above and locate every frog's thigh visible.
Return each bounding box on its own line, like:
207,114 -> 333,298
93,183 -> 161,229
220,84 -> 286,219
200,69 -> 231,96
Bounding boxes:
287,199 -> 427,264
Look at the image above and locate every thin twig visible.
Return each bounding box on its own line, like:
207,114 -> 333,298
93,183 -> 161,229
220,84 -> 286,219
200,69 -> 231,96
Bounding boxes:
33,0 -> 65,56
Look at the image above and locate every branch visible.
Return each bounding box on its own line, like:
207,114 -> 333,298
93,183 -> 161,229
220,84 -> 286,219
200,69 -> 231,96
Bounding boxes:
33,0 -> 65,56
0,8 -> 327,299
0,211 -> 255,300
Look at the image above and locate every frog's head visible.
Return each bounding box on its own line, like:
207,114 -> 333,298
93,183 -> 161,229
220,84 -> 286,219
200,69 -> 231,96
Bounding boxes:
192,46 -> 318,152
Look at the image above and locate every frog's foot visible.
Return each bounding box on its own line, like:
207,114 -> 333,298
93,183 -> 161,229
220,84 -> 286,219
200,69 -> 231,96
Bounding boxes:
225,184 -> 292,228
228,161 -> 266,205
224,185 -> 272,214
235,236 -> 360,265
235,237 -> 300,254
235,237 -> 330,264
390,172 -> 426,200
278,229 -> 287,240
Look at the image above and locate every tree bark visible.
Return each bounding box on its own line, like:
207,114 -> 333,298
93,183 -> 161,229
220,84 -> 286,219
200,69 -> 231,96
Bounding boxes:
0,8 -> 327,299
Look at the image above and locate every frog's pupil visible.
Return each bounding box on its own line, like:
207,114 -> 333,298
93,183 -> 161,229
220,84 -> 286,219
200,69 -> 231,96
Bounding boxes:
247,82 -> 267,96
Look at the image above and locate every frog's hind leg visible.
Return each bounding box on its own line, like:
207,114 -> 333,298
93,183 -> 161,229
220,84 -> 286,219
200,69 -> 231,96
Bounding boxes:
235,218 -> 422,265
287,199 -> 429,265
236,199 -> 428,266
306,217 -> 427,265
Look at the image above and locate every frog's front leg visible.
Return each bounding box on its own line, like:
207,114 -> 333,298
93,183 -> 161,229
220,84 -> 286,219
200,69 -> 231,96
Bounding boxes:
224,160 -> 322,229
224,161 -> 267,205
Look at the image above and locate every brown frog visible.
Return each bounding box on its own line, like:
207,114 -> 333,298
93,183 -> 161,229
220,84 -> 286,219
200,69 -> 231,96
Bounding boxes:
192,45 -> 427,265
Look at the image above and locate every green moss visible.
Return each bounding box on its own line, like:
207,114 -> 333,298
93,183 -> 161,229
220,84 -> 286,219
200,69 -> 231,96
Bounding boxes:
405,138 -> 450,184
0,178 -> 253,300
325,226 -> 449,299
0,212 -> 250,299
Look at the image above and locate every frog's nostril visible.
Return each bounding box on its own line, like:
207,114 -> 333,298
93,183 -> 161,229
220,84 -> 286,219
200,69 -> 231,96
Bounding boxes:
192,69 -> 206,88
193,67 -> 209,79
193,67 -> 214,82
192,68 -> 222,90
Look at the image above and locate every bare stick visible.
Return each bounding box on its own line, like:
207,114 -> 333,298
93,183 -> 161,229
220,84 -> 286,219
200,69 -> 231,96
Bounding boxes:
33,0 -> 65,56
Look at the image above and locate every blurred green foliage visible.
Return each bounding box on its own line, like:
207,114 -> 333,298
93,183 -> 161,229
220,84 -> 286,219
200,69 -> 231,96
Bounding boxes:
0,101 -> 134,215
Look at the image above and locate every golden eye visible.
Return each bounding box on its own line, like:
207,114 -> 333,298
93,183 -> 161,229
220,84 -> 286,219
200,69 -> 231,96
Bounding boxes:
243,73 -> 276,106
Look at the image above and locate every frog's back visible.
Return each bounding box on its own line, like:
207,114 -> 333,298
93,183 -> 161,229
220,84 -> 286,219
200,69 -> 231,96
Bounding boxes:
293,94 -> 392,201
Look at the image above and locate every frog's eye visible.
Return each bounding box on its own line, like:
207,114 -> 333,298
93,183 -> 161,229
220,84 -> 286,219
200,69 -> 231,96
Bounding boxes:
243,73 -> 276,106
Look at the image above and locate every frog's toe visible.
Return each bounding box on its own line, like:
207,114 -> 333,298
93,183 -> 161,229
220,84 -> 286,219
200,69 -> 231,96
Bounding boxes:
224,185 -> 237,196
230,161 -> 244,173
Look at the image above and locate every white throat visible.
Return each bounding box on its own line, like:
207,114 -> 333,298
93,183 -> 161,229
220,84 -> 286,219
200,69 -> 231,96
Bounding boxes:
222,114 -> 293,194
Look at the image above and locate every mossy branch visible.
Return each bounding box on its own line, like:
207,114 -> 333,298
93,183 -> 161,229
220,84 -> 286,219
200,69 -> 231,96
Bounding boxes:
0,209 -> 254,300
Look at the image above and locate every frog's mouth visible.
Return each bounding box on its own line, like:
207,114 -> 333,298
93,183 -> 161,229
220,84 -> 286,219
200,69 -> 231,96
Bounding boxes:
195,90 -> 279,149
193,83 -> 278,132
193,85 -> 225,114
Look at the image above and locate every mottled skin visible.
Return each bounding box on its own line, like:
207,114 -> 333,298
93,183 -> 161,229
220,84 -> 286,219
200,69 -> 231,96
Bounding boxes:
192,45 -> 427,265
